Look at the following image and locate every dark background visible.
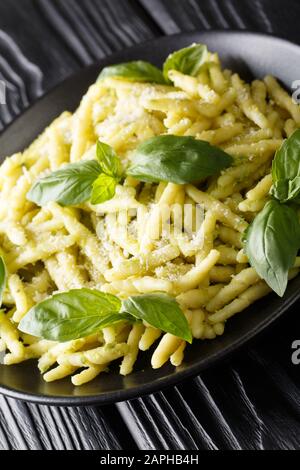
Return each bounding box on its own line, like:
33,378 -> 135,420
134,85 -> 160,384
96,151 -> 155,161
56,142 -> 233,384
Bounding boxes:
0,0 -> 300,450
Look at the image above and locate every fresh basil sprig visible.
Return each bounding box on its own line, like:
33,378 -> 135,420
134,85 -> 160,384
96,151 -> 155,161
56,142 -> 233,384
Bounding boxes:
245,200 -> 300,297
19,290 -> 192,343
163,43 -> 208,82
28,136 -> 232,206
122,293 -> 192,343
27,160 -> 101,207
245,130 -> 300,296
19,289 -> 124,342
127,135 -> 233,183
0,256 -> 7,306
27,141 -> 122,207
98,61 -> 166,84
98,44 -> 208,84
271,129 -> 300,203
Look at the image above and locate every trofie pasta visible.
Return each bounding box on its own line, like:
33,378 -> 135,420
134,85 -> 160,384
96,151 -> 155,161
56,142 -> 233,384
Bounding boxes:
0,43 -> 300,386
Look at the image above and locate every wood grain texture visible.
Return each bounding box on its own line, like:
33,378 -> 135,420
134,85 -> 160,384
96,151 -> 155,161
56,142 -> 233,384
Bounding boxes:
0,0 -> 300,451
139,0 -> 300,42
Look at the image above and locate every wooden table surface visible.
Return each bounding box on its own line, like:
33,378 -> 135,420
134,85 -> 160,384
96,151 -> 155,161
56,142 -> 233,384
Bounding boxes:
0,0 -> 300,450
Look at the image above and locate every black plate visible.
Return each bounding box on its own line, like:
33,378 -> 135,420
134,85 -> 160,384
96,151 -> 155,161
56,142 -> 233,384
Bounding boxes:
1,31 -> 300,406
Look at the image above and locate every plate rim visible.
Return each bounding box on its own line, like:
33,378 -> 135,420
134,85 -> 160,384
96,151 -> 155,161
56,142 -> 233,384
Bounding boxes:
0,29 -> 300,406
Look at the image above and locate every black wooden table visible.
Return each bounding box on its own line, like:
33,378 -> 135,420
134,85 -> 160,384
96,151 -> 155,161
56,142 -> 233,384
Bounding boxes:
0,0 -> 300,451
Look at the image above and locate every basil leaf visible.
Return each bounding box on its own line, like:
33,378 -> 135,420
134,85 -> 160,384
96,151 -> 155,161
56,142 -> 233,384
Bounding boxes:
27,160 -> 101,207
98,61 -> 166,84
127,135 -> 233,184
18,289 -> 127,342
91,174 -> 118,205
96,141 -> 122,178
121,293 -> 192,343
245,199 -> 300,296
271,177 -> 300,203
163,43 -> 208,81
0,256 -> 7,306
271,130 -> 300,203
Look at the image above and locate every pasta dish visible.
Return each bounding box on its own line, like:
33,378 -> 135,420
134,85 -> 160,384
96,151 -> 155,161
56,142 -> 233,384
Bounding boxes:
0,43 -> 299,386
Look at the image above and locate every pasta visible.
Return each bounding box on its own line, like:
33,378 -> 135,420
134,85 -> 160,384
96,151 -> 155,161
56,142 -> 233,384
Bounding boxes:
0,43 -> 299,386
